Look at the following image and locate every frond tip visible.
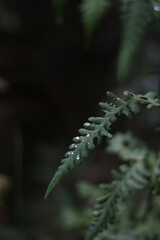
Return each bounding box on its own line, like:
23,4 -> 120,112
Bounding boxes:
86,132 -> 158,240
80,0 -> 110,40
45,91 -> 160,199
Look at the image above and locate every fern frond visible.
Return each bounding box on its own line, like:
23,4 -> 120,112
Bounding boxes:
108,131 -> 160,196
80,0 -> 110,41
118,0 -> 152,80
86,161 -> 150,240
107,132 -> 147,161
97,220 -> 160,240
95,194 -> 160,240
137,220 -> 160,239
98,229 -> 137,240
86,130 -> 160,240
45,91 -> 160,199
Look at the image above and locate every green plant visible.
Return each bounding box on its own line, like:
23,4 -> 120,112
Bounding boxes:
45,91 -> 160,239
46,0 -> 160,240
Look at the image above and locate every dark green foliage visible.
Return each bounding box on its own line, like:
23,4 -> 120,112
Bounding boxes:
45,91 -> 160,199
86,132 -> 160,240
80,0 -> 110,41
87,155 -> 150,239
86,163 -> 149,240
107,132 -> 147,160
118,0 -> 152,80
96,195 -> 160,240
51,0 -> 160,78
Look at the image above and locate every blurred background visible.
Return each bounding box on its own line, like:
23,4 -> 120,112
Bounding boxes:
0,0 -> 160,239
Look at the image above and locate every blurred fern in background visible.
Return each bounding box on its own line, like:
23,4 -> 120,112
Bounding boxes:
51,0 -> 160,80
80,0 -> 110,42
57,132 -> 160,240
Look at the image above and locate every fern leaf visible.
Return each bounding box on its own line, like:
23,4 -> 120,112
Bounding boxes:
118,0 -> 152,80
86,161 -> 150,240
80,0 -> 110,41
107,132 -> 147,161
45,91 -> 160,199
90,135 -> 160,240
86,131 -> 160,240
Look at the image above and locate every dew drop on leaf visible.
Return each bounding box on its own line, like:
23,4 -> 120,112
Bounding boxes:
76,154 -> 80,161
84,122 -> 91,127
69,144 -> 78,150
65,151 -> 71,157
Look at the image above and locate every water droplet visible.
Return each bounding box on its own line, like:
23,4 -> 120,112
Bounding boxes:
86,133 -> 90,137
73,136 -> 81,143
154,5 -> 160,11
109,103 -> 113,106
76,154 -> 80,160
65,151 -> 71,157
69,144 -> 78,150
65,151 -> 74,157
84,122 -> 91,127
124,90 -> 129,96
107,133 -> 113,139
113,105 -> 116,107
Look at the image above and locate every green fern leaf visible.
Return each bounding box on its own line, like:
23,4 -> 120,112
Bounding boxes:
80,0 -> 110,41
118,0 -> 152,80
86,131 -> 160,240
86,161 -> 150,240
107,132 -> 147,161
45,91 -> 160,199
88,132 -> 160,240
